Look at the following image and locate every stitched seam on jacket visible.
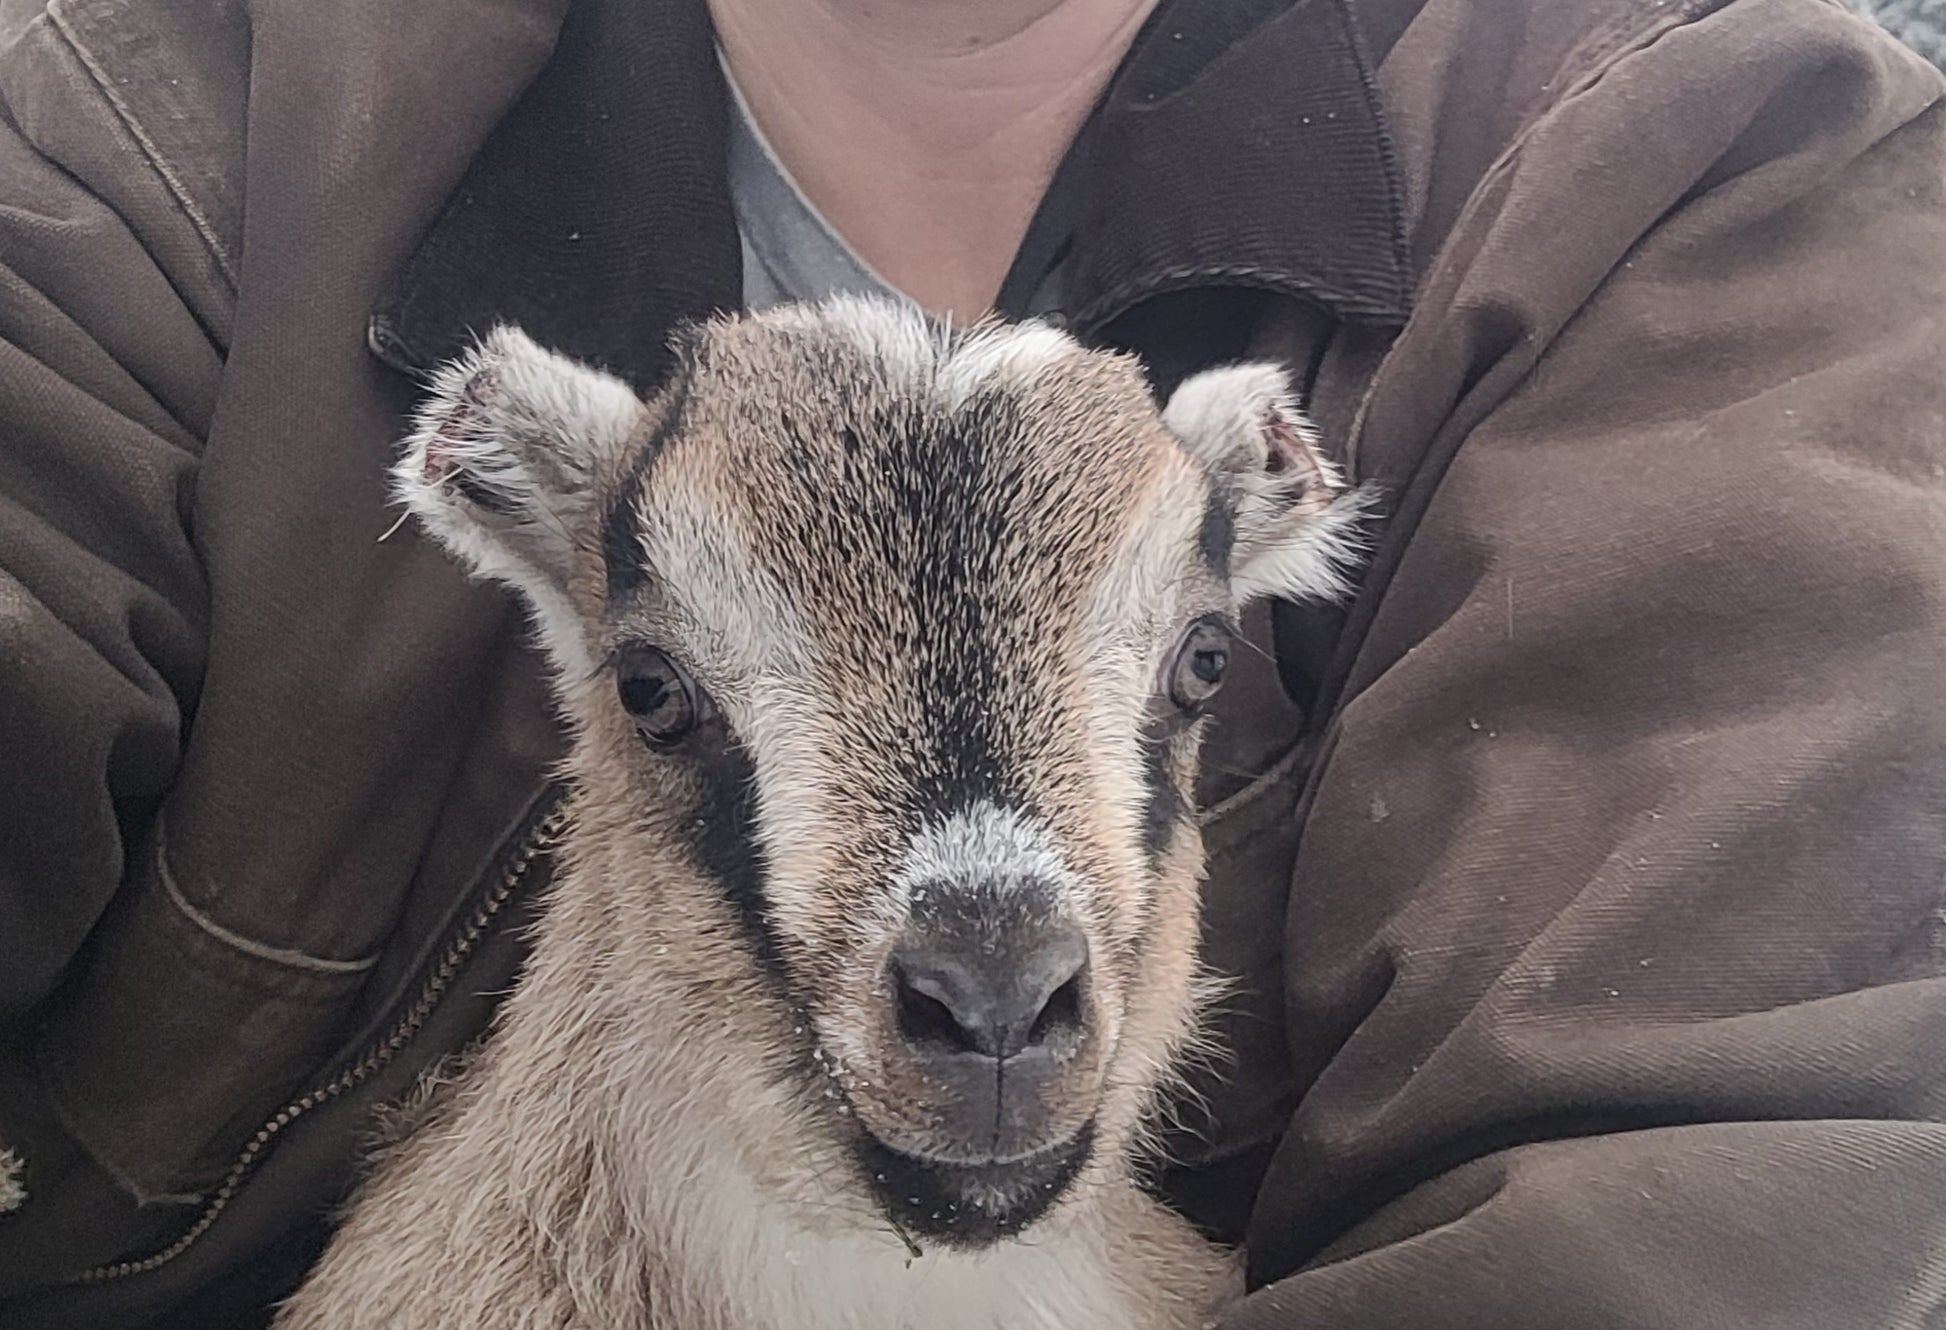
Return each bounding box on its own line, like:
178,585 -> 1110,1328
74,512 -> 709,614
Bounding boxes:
1197,737 -> 1311,827
45,2 -> 240,287
155,824 -> 381,975
1334,0 -> 1414,300
1074,263 -> 1406,336
1546,0 -> 1740,99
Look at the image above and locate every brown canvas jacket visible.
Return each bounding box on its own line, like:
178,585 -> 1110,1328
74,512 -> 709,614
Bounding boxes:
0,0 -> 1943,1325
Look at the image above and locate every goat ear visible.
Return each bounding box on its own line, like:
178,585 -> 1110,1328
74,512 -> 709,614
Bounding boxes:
1163,362 -> 1370,604
393,326 -> 643,674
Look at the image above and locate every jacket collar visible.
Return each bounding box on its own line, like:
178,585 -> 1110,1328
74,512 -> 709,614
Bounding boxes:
369,0 -> 1411,392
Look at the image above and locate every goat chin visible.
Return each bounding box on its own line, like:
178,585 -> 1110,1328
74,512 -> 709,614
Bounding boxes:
272,849 -> 1240,1330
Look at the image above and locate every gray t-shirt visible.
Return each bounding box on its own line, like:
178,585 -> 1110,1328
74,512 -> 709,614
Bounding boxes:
721,54 -> 1061,315
721,56 -> 906,311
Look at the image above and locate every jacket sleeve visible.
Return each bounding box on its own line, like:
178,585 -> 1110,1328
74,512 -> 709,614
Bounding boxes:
0,107 -> 222,1023
1226,7 -> 1946,1327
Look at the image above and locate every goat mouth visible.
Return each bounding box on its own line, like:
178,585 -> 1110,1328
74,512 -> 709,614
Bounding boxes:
852,1122 -> 1096,1249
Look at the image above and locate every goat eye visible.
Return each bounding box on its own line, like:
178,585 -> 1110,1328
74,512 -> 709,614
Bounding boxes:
615,644 -> 701,748
1167,620 -> 1233,714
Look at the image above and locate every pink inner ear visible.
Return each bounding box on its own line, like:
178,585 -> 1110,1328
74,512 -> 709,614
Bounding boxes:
422,367 -> 500,483
1263,410 -> 1327,491
422,402 -> 472,483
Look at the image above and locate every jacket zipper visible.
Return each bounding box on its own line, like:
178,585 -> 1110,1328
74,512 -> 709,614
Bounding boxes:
73,795 -> 572,1284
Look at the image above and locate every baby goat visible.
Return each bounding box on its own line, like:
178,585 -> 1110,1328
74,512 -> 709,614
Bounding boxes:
276,297 -> 1365,1330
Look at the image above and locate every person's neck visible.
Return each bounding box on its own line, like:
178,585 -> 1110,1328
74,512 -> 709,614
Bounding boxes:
711,0 -> 1158,323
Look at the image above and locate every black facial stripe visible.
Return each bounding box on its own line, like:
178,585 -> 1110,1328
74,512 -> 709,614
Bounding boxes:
687,734 -> 786,980
879,393 -> 1020,821
1198,483 -> 1236,577
602,370 -> 691,604
600,486 -> 650,603
1140,735 -> 1185,866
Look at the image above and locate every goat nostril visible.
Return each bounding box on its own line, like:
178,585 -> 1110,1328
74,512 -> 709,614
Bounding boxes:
894,964 -> 981,1054
888,925 -> 1088,1061
1028,973 -> 1083,1047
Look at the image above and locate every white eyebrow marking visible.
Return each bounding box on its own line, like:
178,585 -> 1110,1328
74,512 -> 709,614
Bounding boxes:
641,478 -> 816,684
772,294 -> 1083,409
937,321 -> 1080,407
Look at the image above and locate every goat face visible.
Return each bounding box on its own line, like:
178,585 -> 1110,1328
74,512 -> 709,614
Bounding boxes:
395,297 -> 1365,1248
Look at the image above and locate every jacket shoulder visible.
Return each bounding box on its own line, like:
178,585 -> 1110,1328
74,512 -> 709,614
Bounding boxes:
0,0 -> 250,337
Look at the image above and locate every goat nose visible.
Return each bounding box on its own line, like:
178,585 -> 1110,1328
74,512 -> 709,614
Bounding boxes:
890,923 -> 1088,1061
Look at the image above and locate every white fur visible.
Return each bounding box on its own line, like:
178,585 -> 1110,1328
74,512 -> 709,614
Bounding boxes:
635,1141 -> 1187,1330
938,321 -> 1082,408
1228,482 -> 1374,604
1162,361 -> 1373,603
895,803 -> 1080,912
774,294 -> 1083,409
391,325 -> 643,681
641,487 -> 820,684
0,1145 -> 23,1215
1162,364 -> 1331,476
768,294 -> 944,384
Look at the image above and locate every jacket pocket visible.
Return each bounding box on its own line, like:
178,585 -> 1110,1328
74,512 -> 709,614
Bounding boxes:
35,818 -> 374,1203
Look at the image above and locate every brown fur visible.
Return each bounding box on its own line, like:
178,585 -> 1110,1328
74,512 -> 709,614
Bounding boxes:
275,298 -> 1365,1330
